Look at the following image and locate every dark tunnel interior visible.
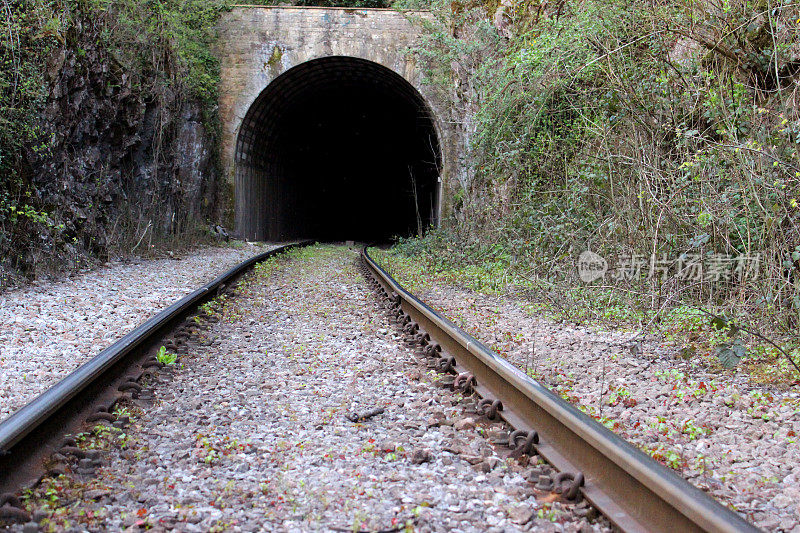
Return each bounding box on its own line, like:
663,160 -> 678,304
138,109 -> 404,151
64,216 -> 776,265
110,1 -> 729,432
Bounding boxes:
235,56 -> 441,242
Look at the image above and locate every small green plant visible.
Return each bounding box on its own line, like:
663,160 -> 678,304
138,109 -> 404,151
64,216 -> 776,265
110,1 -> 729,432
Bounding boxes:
607,384 -> 635,407
156,346 -> 177,365
113,405 -> 132,419
646,443 -> 684,470
536,504 -> 558,521
680,419 -> 710,440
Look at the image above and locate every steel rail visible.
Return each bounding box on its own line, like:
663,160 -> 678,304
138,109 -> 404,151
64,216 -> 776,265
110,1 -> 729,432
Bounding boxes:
0,241 -> 311,496
362,246 -> 760,533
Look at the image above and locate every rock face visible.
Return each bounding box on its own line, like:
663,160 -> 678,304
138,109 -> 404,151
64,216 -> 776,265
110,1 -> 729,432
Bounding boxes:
10,13 -> 219,280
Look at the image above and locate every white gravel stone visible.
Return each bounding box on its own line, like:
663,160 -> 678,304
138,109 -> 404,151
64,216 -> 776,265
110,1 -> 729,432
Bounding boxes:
405,283 -> 800,532
0,243 -> 277,421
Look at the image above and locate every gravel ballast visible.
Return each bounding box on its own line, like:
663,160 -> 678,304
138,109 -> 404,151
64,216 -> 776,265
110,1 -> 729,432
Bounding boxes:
382,276 -> 800,532
12,245 -> 608,532
0,243 -> 276,421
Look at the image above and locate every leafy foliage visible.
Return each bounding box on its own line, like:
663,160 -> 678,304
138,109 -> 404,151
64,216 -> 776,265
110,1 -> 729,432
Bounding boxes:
93,0 -> 230,111
0,0 -> 231,284
716,342 -> 747,369
0,0 -> 65,258
398,0 -> 800,349
156,345 -> 178,365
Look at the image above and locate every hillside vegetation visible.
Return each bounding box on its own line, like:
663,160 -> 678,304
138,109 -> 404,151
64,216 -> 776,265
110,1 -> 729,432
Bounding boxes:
389,0 -> 800,380
3,0 -> 798,374
1,0 -> 397,287
0,0 -> 233,286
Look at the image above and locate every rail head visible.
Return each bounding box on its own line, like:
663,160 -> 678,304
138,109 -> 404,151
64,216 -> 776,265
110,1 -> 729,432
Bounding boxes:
363,246 -> 760,533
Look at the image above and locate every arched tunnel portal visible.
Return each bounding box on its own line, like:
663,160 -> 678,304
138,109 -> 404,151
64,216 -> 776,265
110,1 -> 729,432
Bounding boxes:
235,56 -> 441,242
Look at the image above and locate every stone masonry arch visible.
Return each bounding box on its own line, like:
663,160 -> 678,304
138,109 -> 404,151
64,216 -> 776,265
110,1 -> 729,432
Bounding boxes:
216,6 -> 454,241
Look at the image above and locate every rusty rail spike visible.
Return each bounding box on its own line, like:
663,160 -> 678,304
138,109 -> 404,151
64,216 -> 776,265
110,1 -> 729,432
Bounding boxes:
414,332 -> 430,346
59,446 -> 87,459
142,359 -> 164,369
509,429 -> 539,456
437,356 -> 457,373
117,382 -> 142,393
453,372 -> 476,392
86,412 -> 115,423
476,399 -> 503,420
553,471 -> 585,501
423,343 -> 442,357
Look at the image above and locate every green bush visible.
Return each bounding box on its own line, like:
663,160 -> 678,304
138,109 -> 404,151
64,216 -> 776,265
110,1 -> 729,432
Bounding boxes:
0,0 -> 231,282
400,0 -> 800,333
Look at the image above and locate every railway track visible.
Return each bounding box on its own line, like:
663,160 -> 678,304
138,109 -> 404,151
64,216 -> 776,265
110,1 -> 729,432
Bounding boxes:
0,242 -> 310,519
0,244 -> 760,532
362,247 -> 757,533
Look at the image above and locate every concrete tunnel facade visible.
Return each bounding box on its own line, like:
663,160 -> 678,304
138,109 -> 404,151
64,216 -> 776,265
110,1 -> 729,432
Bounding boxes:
216,7 -> 454,242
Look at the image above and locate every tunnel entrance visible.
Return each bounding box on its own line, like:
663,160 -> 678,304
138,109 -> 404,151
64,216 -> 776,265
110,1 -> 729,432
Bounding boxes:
235,56 -> 441,242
